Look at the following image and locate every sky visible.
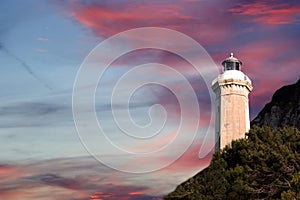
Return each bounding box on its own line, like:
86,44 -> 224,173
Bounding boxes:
0,0 -> 300,199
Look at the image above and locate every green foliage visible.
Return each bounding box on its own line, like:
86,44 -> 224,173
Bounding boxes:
164,126 -> 300,200
281,171 -> 300,200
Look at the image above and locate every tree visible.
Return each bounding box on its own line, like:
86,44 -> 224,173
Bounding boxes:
165,126 -> 300,200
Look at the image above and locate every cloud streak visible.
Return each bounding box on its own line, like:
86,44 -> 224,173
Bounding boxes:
69,0 -> 235,45
0,101 -> 69,128
0,156 -> 198,199
37,37 -> 49,41
230,2 -> 300,25
0,43 -> 52,91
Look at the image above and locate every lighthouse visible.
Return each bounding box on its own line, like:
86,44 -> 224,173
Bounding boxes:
212,53 -> 253,150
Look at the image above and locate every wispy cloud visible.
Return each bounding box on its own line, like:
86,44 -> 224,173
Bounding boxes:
230,2 -> 300,25
0,101 -> 68,128
37,37 -> 49,41
0,157 -> 170,199
68,0 -> 234,45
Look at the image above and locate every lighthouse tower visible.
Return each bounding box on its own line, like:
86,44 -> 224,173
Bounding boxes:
212,53 -> 253,150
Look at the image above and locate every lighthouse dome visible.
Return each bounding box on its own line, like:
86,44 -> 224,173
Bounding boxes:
220,69 -> 252,84
222,53 -> 242,71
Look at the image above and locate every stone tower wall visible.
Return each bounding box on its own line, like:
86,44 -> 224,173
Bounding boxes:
213,78 -> 252,150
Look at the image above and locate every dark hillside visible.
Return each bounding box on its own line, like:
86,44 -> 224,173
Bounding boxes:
165,126 -> 300,200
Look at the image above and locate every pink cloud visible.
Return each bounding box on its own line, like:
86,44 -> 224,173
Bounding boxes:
37,37 -> 48,41
160,141 -> 213,173
0,164 -> 23,181
70,2 -> 189,36
69,1 -> 233,45
230,2 -> 300,25
128,190 -> 147,195
0,159 -> 167,199
236,38 -> 300,112
126,134 -> 213,174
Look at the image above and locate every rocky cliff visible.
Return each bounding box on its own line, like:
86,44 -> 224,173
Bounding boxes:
251,79 -> 300,129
